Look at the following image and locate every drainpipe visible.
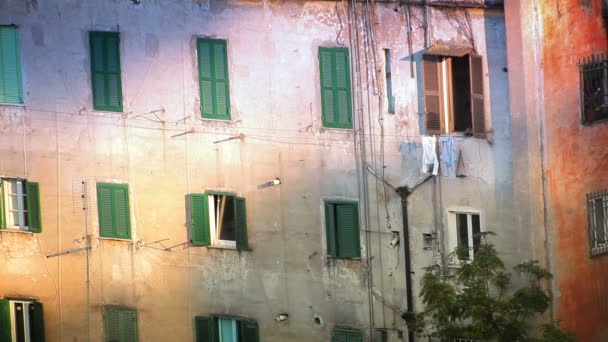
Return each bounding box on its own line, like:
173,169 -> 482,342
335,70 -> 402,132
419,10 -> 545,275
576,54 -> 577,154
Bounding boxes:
395,175 -> 433,342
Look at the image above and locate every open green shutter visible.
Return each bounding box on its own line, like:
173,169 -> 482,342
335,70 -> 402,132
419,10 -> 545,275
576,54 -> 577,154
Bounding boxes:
190,194 -> 211,246
29,302 -> 45,342
112,185 -> 131,239
0,179 -> 5,229
120,309 -> 138,342
239,320 -> 259,342
97,184 -> 115,237
0,26 -> 24,104
325,202 -> 337,257
198,38 -> 230,120
234,197 -> 248,250
195,316 -> 216,342
26,181 -> 42,233
320,47 -> 352,129
336,203 -> 360,258
0,299 -> 11,342
90,32 -> 122,112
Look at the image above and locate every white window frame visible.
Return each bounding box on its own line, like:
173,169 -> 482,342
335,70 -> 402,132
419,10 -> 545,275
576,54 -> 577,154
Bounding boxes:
208,194 -> 237,248
9,300 -> 32,342
447,210 -> 482,264
3,179 -> 28,231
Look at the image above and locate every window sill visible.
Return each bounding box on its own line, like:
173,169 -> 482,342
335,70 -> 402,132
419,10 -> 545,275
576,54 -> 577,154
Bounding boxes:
320,126 -> 354,132
0,102 -> 25,107
99,236 -> 132,242
325,256 -> 361,261
91,109 -> 124,114
0,229 -> 33,234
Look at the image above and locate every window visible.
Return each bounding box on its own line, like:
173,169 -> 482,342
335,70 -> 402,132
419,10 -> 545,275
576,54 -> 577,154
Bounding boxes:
0,26 -> 23,105
588,190 -> 608,256
448,212 -> 481,262
0,179 -> 42,232
97,183 -> 131,239
332,328 -> 362,342
104,307 -> 138,342
580,53 -> 608,124
319,47 -> 353,129
384,49 -> 395,114
194,316 -> 259,342
0,299 -> 45,342
197,38 -> 231,120
89,31 -> 123,112
325,201 -> 360,259
423,52 -> 485,137
188,192 -> 249,250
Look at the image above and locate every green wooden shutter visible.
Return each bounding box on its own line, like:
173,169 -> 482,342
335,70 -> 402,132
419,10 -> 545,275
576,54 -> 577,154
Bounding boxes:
198,38 -> 230,120
332,329 -> 348,342
195,316 -> 214,342
0,299 -> 11,342
234,197 -> 249,250
104,307 -> 121,342
104,307 -> 137,342
319,47 -> 353,129
121,309 -> 138,342
26,181 -> 42,233
29,302 -> 45,342
469,54 -> 485,138
336,203 -> 360,258
90,32 -> 123,112
0,26 -> 24,104
347,330 -> 362,342
97,183 -> 131,239
0,179 -> 5,229
190,194 -> 211,246
239,320 -> 259,342
325,202 -> 337,257
97,184 -> 115,237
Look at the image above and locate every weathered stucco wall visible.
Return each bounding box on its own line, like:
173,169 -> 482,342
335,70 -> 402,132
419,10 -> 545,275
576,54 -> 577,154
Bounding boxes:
0,1 -> 516,341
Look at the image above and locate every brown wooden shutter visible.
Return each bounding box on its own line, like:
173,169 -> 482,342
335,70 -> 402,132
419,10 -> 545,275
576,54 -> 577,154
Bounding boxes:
469,54 -> 485,138
423,55 -> 443,135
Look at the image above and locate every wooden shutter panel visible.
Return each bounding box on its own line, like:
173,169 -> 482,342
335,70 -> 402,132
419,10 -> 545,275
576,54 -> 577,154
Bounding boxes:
325,202 -> 337,257
121,309 -> 138,342
26,181 -> 42,233
0,299 -> 11,342
347,331 -> 362,342
29,302 -> 45,342
112,185 -> 131,239
335,49 -> 353,128
0,179 -> 5,229
189,194 -> 211,246
319,48 -> 336,126
234,197 -> 249,250
97,184 -> 115,238
104,308 -> 120,342
213,41 -> 230,118
195,316 -> 214,342
336,203 -> 360,258
0,26 -> 24,104
332,329 -> 348,342
90,32 -> 123,112
198,38 -> 231,120
239,320 -> 259,342
423,55 -> 442,135
320,47 -> 353,129
469,54 -> 485,137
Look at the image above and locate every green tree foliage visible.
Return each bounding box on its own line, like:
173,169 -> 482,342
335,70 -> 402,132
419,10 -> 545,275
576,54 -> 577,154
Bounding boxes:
415,232 -> 575,342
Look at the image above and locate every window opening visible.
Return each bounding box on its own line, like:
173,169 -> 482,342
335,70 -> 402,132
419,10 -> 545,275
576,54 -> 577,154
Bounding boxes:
451,56 -> 472,132
384,49 -> 395,114
4,179 -> 28,230
453,212 -> 481,261
218,318 -> 238,342
588,190 -> 608,256
580,53 -> 608,124
209,194 -> 236,247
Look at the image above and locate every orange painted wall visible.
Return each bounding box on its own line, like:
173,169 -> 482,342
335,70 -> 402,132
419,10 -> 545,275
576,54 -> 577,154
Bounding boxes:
540,0 -> 608,340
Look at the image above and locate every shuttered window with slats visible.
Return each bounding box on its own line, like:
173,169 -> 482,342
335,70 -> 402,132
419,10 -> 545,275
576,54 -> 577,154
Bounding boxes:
89,31 -> 123,112
97,183 -> 131,239
0,26 -> 24,104
0,178 -> 42,232
198,38 -> 231,120
332,328 -> 363,342
325,201 -> 360,259
319,47 -> 353,129
104,307 -> 138,342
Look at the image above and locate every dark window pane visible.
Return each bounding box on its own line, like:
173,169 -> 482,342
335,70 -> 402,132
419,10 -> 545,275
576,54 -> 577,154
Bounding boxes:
456,213 -> 469,259
215,195 -> 236,241
451,56 -> 472,132
472,214 -> 481,257
594,198 -> 606,246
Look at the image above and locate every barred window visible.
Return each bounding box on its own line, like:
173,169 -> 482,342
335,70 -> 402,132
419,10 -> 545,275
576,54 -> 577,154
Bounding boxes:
588,190 -> 608,257
580,53 -> 608,124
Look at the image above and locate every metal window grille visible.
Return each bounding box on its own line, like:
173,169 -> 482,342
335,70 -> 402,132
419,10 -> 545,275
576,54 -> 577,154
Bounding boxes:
580,53 -> 608,124
587,190 -> 608,257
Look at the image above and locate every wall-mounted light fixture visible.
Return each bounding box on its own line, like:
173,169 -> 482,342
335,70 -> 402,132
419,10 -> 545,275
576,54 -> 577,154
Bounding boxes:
275,313 -> 289,322
257,178 -> 281,189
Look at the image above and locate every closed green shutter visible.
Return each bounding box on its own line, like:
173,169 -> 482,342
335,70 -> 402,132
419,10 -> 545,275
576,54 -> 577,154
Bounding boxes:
0,299 -> 11,342
190,194 -> 211,246
319,47 -> 353,129
29,302 -> 45,342
198,38 -> 230,120
121,309 -> 138,342
0,26 -> 24,104
97,183 -> 131,239
347,330 -> 362,342
234,197 -> 248,250
325,202 -> 336,257
336,203 -> 360,258
105,307 -> 121,342
104,307 -> 137,342
90,32 -> 123,112
239,320 -> 259,342
0,179 -> 5,229
332,329 -> 348,342
26,181 -> 42,233
333,329 -> 361,342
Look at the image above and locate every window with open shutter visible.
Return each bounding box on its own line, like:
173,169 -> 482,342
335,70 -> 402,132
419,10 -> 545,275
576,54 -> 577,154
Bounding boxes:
104,307 -> 138,342
26,181 -> 42,233
90,31 -> 123,112
189,194 -> 211,246
0,26 -> 23,104
319,47 -> 353,129
423,55 -> 442,135
198,38 -> 231,120
234,197 -> 248,251
0,299 -> 11,342
325,201 -> 360,259
469,55 -> 485,137
97,183 -> 131,239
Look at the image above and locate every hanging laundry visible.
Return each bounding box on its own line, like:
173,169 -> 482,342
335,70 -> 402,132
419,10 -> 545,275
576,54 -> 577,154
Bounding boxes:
456,149 -> 467,177
439,136 -> 457,178
420,135 -> 438,176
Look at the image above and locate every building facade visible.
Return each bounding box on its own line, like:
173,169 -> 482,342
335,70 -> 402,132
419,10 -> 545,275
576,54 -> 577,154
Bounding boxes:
0,0 -> 538,341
